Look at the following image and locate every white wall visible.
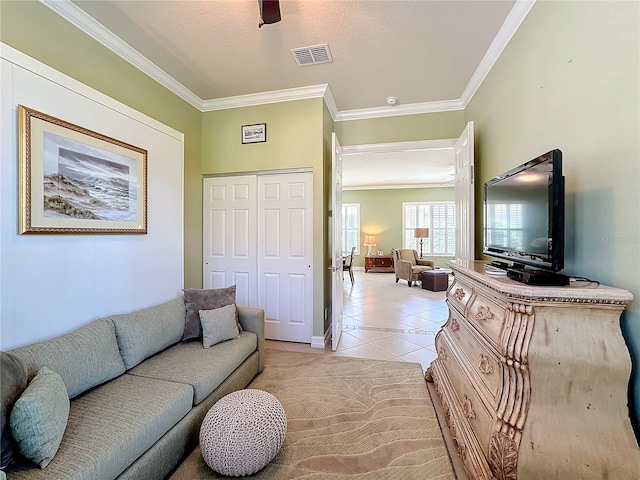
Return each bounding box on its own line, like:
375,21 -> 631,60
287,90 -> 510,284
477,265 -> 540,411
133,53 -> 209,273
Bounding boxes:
0,45 -> 184,350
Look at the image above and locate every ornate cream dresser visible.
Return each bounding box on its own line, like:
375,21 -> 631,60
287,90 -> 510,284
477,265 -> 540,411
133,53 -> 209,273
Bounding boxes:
426,261 -> 640,479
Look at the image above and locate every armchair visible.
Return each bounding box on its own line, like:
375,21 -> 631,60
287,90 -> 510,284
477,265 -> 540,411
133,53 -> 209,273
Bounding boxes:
393,249 -> 434,287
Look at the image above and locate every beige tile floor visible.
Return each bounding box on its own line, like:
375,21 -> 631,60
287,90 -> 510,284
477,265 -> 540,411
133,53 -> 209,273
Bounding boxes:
265,268 -> 450,372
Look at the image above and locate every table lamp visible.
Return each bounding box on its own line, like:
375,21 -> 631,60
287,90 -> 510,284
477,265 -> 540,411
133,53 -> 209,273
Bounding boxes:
414,228 -> 429,259
363,235 -> 376,256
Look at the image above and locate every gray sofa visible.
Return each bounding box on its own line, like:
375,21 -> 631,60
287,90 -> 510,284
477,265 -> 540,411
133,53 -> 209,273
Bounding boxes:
2,296 -> 265,480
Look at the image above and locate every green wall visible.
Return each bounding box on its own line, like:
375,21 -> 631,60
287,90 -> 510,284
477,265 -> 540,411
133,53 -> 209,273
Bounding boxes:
0,0 -> 203,289
343,188 -> 455,269
201,99 -> 328,336
201,100 -> 322,174
465,0 -> 640,435
335,111 -> 467,146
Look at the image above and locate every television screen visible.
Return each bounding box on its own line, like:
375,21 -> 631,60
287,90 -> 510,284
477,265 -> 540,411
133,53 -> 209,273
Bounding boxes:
483,150 -> 564,271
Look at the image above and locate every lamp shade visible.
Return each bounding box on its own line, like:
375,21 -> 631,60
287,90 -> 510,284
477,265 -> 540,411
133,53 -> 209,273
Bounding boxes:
363,235 -> 376,246
414,228 -> 429,239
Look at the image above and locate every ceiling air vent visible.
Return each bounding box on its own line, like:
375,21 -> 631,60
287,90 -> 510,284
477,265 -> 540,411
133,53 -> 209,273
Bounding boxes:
291,43 -> 333,66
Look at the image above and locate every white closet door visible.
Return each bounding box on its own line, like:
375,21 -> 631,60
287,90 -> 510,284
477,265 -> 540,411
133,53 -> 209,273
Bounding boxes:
258,172 -> 313,343
203,175 -> 257,307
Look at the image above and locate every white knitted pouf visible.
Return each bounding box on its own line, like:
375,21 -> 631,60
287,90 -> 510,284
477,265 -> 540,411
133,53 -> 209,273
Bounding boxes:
199,389 -> 287,477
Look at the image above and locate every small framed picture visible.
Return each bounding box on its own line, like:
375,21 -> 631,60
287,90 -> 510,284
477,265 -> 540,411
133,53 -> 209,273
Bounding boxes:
241,123 -> 266,144
378,250 -> 384,256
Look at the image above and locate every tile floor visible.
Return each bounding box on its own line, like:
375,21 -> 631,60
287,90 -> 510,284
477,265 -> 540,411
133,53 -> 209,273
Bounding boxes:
265,268 -> 450,372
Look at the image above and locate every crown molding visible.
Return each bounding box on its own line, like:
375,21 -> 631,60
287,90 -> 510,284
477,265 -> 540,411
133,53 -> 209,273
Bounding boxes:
42,0 -> 534,119
460,0 -> 536,107
201,84 -> 328,112
335,99 -> 464,122
323,85 -> 339,120
341,138 -> 456,156
343,183 -> 453,191
40,0 -> 204,110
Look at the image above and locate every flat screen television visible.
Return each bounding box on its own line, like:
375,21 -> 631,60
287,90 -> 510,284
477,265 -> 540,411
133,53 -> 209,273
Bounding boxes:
483,149 -> 565,273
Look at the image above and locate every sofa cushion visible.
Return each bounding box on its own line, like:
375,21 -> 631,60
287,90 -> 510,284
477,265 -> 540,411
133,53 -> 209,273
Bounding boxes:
1,352 -> 28,468
108,297 -> 185,370
10,368 -> 69,469
8,319 -> 126,399
3,374 -> 192,480
200,304 -> 240,348
182,286 -> 237,341
128,331 -> 257,405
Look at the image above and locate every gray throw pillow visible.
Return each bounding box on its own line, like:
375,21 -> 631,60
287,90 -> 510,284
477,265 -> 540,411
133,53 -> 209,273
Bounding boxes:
182,286 -> 237,341
200,304 -> 240,348
1,352 -> 28,468
10,367 -> 69,469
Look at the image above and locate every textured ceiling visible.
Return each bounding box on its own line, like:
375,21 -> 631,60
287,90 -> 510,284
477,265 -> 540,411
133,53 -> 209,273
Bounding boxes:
72,0 -> 515,111
65,0 -> 521,188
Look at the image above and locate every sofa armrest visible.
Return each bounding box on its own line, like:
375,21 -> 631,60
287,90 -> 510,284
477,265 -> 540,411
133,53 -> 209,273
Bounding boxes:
416,259 -> 434,268
237,307 -> 265,372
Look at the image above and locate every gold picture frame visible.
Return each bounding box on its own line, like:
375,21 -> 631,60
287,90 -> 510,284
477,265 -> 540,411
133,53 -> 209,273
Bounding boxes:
18,105 -> 148,234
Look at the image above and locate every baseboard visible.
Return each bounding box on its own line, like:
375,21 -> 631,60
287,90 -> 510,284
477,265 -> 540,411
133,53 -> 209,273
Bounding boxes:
311,326 -> 331,349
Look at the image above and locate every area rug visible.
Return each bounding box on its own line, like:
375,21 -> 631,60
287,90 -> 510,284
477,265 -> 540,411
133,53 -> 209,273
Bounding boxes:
169,349 -> 455,479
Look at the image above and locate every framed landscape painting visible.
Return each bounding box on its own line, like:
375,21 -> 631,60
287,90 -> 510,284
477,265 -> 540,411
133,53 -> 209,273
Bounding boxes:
18,105 -> 148,234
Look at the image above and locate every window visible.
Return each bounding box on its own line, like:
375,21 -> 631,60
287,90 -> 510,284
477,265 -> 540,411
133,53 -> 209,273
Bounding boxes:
342,203 -> 360,255
403,202 -> 456,256
485,202 -> 524,250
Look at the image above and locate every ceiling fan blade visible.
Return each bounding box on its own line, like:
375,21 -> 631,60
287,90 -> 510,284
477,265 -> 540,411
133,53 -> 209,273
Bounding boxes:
258,0 -> 281,27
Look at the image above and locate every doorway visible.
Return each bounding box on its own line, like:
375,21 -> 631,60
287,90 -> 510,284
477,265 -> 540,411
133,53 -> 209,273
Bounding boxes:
333,123 -> 474,348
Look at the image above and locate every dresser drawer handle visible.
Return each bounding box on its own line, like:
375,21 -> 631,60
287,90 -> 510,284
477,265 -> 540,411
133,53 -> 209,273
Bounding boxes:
476,305 -> 495,321
479,354 -> 494,374
453,288 -> 466,300
462,394 -> 476,419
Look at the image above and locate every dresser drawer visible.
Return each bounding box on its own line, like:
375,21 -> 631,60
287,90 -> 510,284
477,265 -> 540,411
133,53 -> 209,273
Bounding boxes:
466,290 -> 505,349
447,310 -> 501,404
430,359 -> 494,480
436,334 -> 495,459
447,276 -> 473,315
